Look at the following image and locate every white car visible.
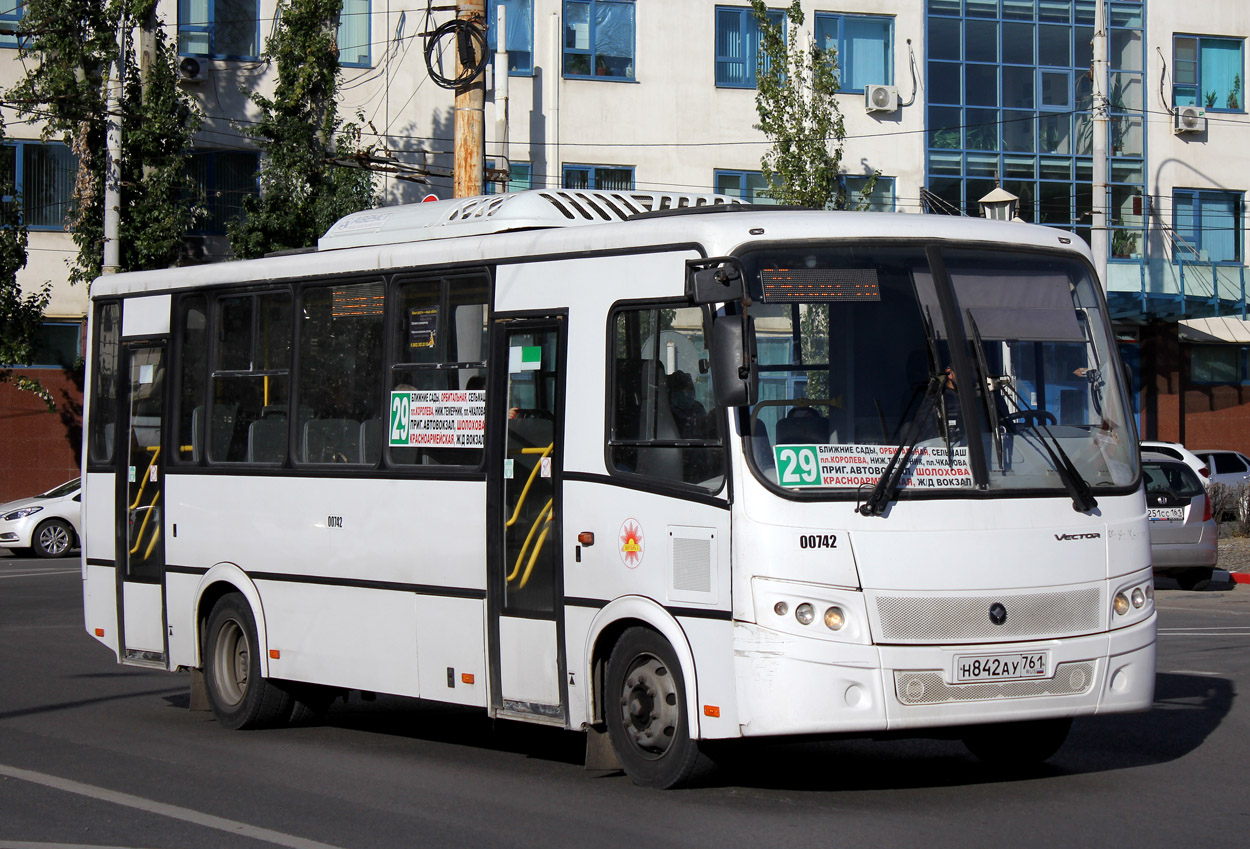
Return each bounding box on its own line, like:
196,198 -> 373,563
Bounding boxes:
0,478 -> 82,558
1140,441 -> 1210,485
1190,449 -> 1250,488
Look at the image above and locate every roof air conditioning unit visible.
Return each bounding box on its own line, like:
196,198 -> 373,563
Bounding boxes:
178,56 -> 208,85
865,84 -> 899,114
1173,105 -> 1207,134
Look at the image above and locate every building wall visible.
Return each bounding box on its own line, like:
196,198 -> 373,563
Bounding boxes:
0,369 -> 83,502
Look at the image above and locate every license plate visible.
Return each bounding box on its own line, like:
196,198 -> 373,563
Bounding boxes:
953,651 -> 1049,683
1148,507 -> 1184,521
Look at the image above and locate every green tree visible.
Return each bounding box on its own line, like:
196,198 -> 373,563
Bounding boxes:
229,0 -> 378,259
8,0 -> 202,285
750,0 -> 876,210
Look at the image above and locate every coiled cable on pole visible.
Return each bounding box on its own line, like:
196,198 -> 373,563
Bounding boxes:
423,17 -> 488,90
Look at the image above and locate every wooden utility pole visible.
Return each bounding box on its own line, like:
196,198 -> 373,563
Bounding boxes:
453,0 -> 486,198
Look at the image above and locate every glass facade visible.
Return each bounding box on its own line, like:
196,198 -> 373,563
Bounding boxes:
924,0 -> 1145,260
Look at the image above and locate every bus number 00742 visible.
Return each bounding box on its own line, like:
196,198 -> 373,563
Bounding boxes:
798,534 -> 837,550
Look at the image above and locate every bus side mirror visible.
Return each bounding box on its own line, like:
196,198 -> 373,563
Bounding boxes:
687,258 -> 745,304
712,315 -> 758,408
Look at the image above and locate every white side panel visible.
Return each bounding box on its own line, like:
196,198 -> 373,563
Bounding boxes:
83,472 -> 115,563
165,571 -> 200,670
264,582 -> 419,696
499,616 -> 559,705
121,295 -> 171,337
563,605 -> 597,726
122,582 -> 164,652
415,596 -> 487,707
680,618 -> 738,739
83,564 -> 118,655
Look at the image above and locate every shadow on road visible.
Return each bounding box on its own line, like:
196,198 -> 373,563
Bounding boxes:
173,670 -> 1230,791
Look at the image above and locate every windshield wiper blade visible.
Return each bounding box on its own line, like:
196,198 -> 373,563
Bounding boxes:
859,308 -> 945,517
1000,383 -> 1098,513
966,311 -> 1003,467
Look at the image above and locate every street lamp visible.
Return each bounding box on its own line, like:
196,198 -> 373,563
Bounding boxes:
978,186 -> 1021,222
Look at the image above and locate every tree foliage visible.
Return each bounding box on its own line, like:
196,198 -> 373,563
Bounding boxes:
0,116 -> 49,405
751,0 -> 875,210
9,0 -> 202,285
229,0 -> 377,259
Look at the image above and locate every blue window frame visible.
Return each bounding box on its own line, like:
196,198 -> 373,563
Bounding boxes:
488,0 -> 534,75
714,169 -> 775,202
715,6 -> 784,89
1174,189 -> 1243,264
1,0 -> 23,50
1191,346 -> 1250,385
188,150 -> 259,235
563,0 -> 634,80
844,175 -> 895,211
178,0 -> 260,61
338,0 -> 371,68
1174,35 -> 1244,112
813,13 -> 893,93
563,164 -> 633,191
2,142 -> 76,231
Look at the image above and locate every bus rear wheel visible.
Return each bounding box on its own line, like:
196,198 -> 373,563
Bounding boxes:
962,717 -> 1072,769
605,627 -> 710,789
203,594 -> 293,730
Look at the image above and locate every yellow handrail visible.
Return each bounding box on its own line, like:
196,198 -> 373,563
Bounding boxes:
128,446 -> 161,510
130,490 -> 162,556
506,498 -> 552,583
504,442 -> 553,529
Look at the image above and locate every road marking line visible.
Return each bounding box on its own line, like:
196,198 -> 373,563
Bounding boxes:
0,570 -> 81,579
0,842 -> 155,848
0,763 -> 348,849
1165,670 -> 1225,676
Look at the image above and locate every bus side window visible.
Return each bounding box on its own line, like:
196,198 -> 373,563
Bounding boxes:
87,301 -> 121,466
609,305 -> 725,492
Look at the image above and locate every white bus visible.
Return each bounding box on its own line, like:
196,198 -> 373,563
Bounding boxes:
81,190 -> 1155,788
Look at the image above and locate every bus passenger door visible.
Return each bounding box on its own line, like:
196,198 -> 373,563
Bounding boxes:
487,318 -> 567,722
115,342 -> 168,664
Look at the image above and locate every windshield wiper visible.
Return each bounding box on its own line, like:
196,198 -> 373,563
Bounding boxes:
858,308 -> 945,517
966,311 -> 1004,467
999,382 -> 1098,513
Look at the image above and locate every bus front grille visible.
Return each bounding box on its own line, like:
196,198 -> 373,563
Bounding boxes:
873,587 -> 1102,643
894,662 -> 1096,706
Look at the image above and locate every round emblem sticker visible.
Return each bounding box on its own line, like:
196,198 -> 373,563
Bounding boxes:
619,519 -> 644,568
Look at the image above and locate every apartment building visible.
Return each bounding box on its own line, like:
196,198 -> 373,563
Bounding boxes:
1,0 -> 1247,498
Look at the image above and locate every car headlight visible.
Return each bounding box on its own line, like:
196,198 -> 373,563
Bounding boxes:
2,506 -> 42,521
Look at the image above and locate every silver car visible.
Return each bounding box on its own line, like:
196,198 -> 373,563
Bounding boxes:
1142,454 -> 1218,590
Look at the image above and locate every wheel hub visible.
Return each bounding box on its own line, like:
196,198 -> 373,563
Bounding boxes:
618,655 -> 679,757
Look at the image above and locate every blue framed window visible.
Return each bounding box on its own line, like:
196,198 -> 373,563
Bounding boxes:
1174,189 -> 1243,264
188,150 -> 259,235
1174,35 -> 1244,112
1,142 -> 76,231
715,6 -> 784,89
338,0 -> 371,68
486,160 -> 532,193
178,0 -> 260,60
1191,346 -> 1250,385
488,0 -> 534,75
1,0 -> 23,49
813,13 -> 893,93
563,164 -> 633,191
844,175 -> 895,211
563,1 -> 634,80
714,169 -> 775,202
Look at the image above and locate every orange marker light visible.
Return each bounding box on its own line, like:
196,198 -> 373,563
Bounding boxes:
94,628 -> 105,637
269,649 -> 280,659
703,705 -> 720,718
461,673 -> 475,685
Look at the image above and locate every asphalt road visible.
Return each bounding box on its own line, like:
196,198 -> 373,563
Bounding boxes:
2,550 -> 1248,849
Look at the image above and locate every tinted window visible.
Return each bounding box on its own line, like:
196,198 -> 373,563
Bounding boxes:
1143,462 -> 1204,498
1210,452 -> 1248,474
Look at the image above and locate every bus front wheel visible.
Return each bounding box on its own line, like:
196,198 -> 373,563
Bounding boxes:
203,594 -> 293,730
604,627 -> 710,788
961,717 -> 1072,769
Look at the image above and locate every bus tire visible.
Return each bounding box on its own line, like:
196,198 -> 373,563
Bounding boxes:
604,627 -> 710,789
962,717 -> 1072,769
203,594 -> 292,730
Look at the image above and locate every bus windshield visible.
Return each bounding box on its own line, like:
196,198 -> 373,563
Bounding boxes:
742,243 -> 1138,497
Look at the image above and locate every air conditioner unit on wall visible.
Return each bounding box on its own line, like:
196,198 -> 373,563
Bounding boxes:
1173,105 -> 1207,134
864,84 -> 899,114
177,56 -> 208,85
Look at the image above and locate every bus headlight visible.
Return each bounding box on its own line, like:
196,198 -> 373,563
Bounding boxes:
795,603 -> 815,625
1131,588 -> 1145,609
773,601 -> 789,616
824,606 -> 846,631
1113,592 -> 1130,616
